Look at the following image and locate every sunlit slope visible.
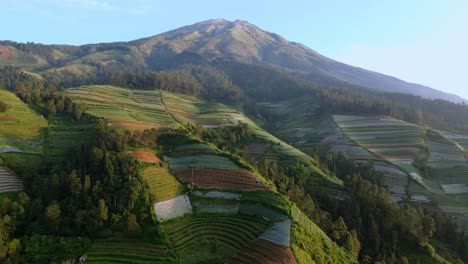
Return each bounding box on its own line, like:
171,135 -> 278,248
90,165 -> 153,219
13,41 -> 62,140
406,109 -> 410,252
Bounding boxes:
0,89 -> 47,154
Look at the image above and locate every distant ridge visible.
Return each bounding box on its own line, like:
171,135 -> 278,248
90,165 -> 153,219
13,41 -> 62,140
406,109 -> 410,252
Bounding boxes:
0,18 -> 465,103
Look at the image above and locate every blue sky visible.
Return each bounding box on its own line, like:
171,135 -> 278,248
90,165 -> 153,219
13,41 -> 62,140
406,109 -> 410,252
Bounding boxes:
3,0 -> 468,99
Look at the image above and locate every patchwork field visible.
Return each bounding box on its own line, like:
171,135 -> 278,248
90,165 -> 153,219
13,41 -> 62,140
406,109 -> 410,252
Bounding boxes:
333,115 -> 424,172
161,91 -> 237,127
162,215 -> 270,264
64,86 -> 174,129
0,89 -> 47,153
143,166 -> 183,202
86,238 -> 173,263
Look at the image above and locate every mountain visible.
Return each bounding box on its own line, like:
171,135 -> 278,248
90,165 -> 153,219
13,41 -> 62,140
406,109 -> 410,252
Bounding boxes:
0,18 -> 465,103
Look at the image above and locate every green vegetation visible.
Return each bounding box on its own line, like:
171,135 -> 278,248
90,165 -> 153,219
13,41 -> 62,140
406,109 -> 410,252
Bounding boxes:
0,89 -> 47,143
292,208 -> 355,263
143,165 -> 183,202
45,115 -> 94,158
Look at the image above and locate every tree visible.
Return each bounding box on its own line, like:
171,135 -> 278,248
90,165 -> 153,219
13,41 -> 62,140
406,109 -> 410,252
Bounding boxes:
125,213 -> 140,233
67,169 -> 82,195
0,101 -> 9,112
83,175 -> 91,193
44,203 -> 61,232
98,199 -> 108,221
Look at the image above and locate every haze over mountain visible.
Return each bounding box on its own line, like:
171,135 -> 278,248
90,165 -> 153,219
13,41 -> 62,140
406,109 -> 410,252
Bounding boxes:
0,18 -> 465,103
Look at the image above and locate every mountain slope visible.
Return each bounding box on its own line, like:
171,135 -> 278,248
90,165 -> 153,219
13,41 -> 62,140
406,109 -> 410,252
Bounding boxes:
0,19 -> 465,103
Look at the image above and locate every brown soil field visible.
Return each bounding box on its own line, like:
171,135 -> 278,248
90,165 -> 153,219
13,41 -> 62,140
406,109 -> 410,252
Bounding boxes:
0,46 -> 11,61
130,150 -> 161,163
227,239 -> 297,264
110,119 -> 170,131
175,168 -> 271,191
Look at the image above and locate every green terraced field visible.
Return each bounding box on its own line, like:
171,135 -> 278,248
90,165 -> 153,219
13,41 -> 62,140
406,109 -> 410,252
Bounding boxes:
86,238 -> 173,263
143,166 -> 183,202
0,89 -> 47,143
45,115 -> 94,158
64,86 -> 174,127
162,215 -> 270,264
170,143 -> 217,157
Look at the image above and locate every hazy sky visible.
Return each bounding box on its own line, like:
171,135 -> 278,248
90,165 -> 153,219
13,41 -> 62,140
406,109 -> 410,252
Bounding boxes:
3,0 -> 468,99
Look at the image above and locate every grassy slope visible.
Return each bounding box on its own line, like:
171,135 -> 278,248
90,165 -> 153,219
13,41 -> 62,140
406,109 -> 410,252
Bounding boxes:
45,115 -> 94,159
0,89 -> 47,141
143,165 -> 183,202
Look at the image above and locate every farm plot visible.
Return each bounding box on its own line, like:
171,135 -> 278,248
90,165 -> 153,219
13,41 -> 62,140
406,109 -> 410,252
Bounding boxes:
162,215 -> 270,264
427,131 -> 467,168
439,131 -> 468,152
0,90 -> 47,151
227,239 -> 297,264
64,86 -> 174,128
131,150 -> 161,164
143,166 -> 183,202
259,220 -> 292,247
45,116 -> 93,158
334,115 -> 424,174
175,168 -> 271,191
192,190 -> 241,200
192,197 -> 240,214
165,155 -> 239,170
86,238 -> 173,264
170,143 -> 217,157
241,191 -> 290,213
0,166 -> 23,193
429,166 -> 468,195
374,163 -> 409,202
239,203 -> 289,222
161,90 -> 238,127
154,195 -> 192,222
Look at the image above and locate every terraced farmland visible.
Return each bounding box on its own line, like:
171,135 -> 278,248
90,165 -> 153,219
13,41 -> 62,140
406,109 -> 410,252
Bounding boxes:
0,166 -> 23,193
227,239 -> 297,264
175,168 -> 271,191
143,166 -> 183,202
131,150 -> 161,164
162,215 -> 270,264
86,238 -> 173,263
0,89 -> 47,153
170,143 -> 217,157
161,91 -> 237,127
333,115 -> 424,171
64,86 -> 174,130
192,197 -> 240,214
45,116 -> 93,158
154,194 -> 192,221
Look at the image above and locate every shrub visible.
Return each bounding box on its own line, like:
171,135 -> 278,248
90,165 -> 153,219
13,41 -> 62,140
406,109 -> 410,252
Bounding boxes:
0,101 -> 9,112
